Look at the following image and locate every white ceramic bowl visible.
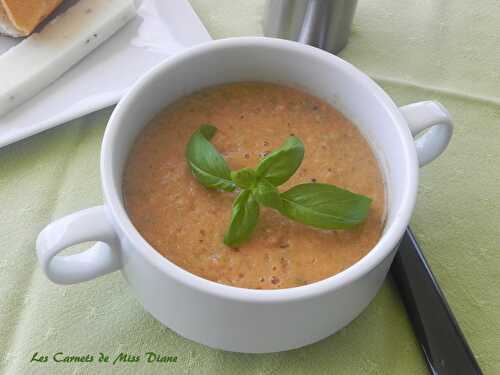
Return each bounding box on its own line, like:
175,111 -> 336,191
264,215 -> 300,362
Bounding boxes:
36,37 -> 453,353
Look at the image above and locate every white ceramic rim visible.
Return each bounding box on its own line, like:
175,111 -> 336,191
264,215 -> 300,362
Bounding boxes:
101,37 -> 418,303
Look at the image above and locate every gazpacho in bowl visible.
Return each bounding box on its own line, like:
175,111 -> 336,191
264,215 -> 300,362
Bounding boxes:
123,82 -> 385,289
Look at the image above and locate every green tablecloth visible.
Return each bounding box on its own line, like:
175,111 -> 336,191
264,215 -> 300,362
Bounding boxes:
1,1 -> 499,374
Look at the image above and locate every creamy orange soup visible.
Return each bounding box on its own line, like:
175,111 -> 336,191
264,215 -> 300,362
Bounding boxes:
123,82 -> 385,289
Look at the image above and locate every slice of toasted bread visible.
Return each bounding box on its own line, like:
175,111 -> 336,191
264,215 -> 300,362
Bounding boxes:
0,0 -> 64,37
0,3 -> 22,37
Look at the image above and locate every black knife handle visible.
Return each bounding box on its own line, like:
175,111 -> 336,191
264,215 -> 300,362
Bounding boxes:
390,228 -> 483,375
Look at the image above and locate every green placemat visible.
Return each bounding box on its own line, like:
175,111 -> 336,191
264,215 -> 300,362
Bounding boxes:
0,1 -> 499,374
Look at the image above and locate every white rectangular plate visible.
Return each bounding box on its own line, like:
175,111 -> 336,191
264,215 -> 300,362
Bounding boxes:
0,0 -> 211,148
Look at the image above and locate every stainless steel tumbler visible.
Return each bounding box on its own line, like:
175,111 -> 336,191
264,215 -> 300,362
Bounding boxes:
263,0 -> 358,54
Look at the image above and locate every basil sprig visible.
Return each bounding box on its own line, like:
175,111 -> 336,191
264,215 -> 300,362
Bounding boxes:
186,125 -> 372,246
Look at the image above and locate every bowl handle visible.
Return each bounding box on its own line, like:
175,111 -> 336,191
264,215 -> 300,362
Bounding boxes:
36,206 -> 122,284
399,101 -> 453,167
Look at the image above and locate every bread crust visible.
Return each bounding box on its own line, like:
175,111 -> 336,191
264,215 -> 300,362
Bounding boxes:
1,0 -> 64,36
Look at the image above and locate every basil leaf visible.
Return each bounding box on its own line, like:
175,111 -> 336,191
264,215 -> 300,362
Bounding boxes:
198,123 -> 216,139
253,179 -> 282,211
224,190 -> 260,247
186,124 -> 236,192
255,137 -> 304,186
280,183 -> 372,229
230,168 -> 257,189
